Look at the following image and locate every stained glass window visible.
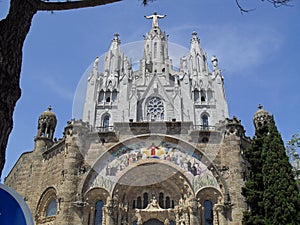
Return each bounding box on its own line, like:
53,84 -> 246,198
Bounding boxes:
204,200 -> 213,225
45,199 -> 57,217
94,200 -> 104,225
147,97 -> 164,121
202,114 -> 209,129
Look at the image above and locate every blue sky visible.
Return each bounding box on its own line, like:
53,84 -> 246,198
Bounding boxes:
1,0 -> 300,179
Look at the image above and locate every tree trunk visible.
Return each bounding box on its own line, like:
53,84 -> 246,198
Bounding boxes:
0,0 -> 122,178
0,0 -> 38,177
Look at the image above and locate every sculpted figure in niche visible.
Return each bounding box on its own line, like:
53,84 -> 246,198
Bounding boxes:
107,72 -> 118,89
93,56 -> 99,75
149,195 -> 159,208
211,55 -> 223,82
136,210 -> 143,225
121,217 -> 128,225
164,218 -> 170,225
124,58 -> 132,81
191,74 -> 198,90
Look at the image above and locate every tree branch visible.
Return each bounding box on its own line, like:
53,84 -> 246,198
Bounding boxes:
235,0 -> 255,13
37,0 -> 122,11
235,0 -> 292,13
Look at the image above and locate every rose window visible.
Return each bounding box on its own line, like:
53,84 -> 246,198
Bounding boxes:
147,97 -> 164,121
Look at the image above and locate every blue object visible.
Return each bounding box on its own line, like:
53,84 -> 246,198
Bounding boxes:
0,183 -> 34,225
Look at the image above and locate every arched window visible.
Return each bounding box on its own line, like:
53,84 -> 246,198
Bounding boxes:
165,196 -> 170,209
200,90 -> 206,102
159,193 -> 164,208
112,90 -> 118,102
132,200 -> 136,209
98,90 -> 104,103
143,192 -> 149,209
37,187 -> 58,223
102,115 -> 110,128
197,54 -> 202,71
202,114 -> 209,130
94,200 -> 104,225
105,91 -> 111,102
194,90 -> 200,102
204,200 -> 213,225
137,196 -> 142,209
45,198 -> 57,217
154,42 -> 157,58
147,97 -> 164,121
207,90 -> 213,103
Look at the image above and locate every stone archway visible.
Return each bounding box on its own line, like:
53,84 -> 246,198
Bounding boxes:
111,160 -> 195,225
144,219 -> 164,225
79,134 -> 228,225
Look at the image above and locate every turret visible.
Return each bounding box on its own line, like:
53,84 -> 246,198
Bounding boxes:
36,106 -> 57,140
35,106 -> 57,151
253,104 -> 272,130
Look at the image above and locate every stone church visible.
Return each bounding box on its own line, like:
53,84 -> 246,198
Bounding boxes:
5,12 -> 266,225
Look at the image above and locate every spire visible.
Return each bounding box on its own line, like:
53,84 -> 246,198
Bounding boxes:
110,33 -> 121,50
103,33 -> 123,87
190,31 -> 203,54
188,32 -> 208,74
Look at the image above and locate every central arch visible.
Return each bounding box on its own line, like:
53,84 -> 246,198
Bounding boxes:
111,161 -> 194,225
81,134 -> 226,197
80,134 -> 229,225
144,219 -> 164,225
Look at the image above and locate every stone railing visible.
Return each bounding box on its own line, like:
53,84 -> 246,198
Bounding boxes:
96,126 -> 115,133
192,125 -> 216,131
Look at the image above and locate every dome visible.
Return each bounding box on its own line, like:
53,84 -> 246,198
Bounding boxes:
253,104 -> 271,130
41,106 -> 57,118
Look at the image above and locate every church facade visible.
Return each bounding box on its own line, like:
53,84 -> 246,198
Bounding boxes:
5,14 -> 253,225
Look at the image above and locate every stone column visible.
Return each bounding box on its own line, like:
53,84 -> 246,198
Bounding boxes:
174,207 -> 180,225
102,206 -> 107,225
188,199 -> 199,225
164,218 -> 170,225
104,197 -> 114,225
136,209 -> 143,225
83,206 -> 94,225
213,203 -> 228,225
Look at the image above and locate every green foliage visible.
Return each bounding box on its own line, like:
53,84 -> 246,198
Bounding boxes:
242,116 -> 300,225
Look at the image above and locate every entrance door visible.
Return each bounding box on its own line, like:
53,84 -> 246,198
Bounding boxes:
144,219 -> 164,225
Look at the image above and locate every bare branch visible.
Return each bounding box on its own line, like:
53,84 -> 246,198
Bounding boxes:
235,0 -> 255,14
37,0 -> 122,11
265,0 -> 292,7
235,0 -> 292,13
140,0 -> 154,6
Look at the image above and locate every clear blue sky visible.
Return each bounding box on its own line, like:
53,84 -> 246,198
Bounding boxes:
1,0 -> 300,179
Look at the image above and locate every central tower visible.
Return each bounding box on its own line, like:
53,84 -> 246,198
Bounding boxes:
83,12 -> 229,129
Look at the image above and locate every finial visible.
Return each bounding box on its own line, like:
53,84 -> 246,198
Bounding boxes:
113,33 -> 120,40
211,55 -> 218,62
48,105 -> 52,111
258,104 -> 263,110
192,31 -> 197,36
